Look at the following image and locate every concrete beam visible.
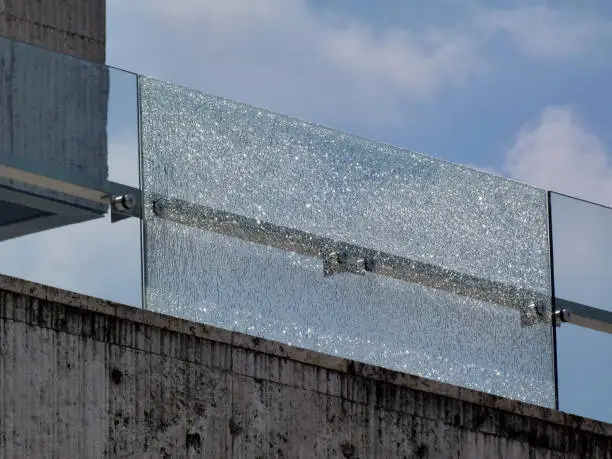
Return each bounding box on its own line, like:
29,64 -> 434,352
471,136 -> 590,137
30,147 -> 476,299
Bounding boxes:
0,274 -> 611,458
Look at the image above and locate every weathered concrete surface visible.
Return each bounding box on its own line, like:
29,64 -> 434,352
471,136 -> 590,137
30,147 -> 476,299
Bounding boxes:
0,274 -> 611,458
0,0 -> 105,63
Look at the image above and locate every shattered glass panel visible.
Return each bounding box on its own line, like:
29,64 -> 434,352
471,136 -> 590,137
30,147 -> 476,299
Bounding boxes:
139,77 -> 555,407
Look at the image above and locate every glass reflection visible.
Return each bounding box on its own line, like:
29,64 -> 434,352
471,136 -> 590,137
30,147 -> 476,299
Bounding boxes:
550,192 -> 612,421
0,37 -> 141,306
551,193 -> 612,311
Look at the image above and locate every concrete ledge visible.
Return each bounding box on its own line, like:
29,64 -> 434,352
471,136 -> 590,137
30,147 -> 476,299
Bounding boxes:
1,273 -> 611,457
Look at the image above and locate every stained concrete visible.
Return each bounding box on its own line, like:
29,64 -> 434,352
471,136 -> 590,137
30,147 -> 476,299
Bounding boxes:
0,274 -> 611,458
0,0 -> 105,63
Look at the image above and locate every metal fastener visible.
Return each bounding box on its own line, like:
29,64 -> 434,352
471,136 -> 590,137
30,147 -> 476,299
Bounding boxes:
152,200 -> 166,216
111,194 -> 135,212
554,308 -> 572,326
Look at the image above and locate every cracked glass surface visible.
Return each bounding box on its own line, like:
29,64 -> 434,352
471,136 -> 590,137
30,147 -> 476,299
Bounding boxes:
139,77 -> 555,407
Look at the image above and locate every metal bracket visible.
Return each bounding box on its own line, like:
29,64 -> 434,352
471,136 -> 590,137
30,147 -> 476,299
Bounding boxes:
0,184 -> 103,241
520,301 -> 546,327
148,196 -> 552,326
553,299 -> 612,334
106,181 -> 141,223
323,251 -> 375,277
553,308 -> 572,327
0,156 -> 142,224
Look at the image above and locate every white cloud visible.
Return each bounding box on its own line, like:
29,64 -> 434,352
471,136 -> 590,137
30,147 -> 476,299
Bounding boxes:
503,106 -> 612,305
138,0 -> 482,97
321,25 -> 479,97
107,0 -> 483,131
478,6 -> 612,60
107,1 -> 612,136
504,106 -> 612,205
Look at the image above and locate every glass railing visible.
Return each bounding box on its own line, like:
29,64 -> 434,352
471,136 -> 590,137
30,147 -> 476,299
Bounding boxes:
0,36 -> 141,306
549,193 -> 612,422
1,36 -> 611,419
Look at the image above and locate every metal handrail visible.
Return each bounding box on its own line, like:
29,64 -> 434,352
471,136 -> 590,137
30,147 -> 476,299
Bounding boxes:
149,195 -> 550,327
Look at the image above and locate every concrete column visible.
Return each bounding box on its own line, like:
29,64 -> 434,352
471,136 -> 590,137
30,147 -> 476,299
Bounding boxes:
0,0 -> 105,63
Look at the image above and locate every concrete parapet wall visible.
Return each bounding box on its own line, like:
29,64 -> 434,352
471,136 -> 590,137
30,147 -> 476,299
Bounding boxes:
0,0 -> 105,62
0,274 -> 611,458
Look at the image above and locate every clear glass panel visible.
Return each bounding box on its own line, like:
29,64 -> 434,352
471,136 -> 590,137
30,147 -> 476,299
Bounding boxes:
0,36 -> 108,210
107,67 -> 139,188
0,217 -> 142,306
0,37 -> 141,306
550,192 -> 612,421
550,193 -> 612,311
557,325 -> 612,423
140,77 -> 555,406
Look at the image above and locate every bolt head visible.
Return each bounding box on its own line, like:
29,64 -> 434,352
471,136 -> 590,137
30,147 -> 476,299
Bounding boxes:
122,194 -> 135,210
561,308 -> 572,323
337,250 -> 349,264
153,200 -> 166,216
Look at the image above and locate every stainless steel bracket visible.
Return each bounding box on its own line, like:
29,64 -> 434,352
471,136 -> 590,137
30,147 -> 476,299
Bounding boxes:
0,155 -> 141,224
106,181 -> 142,222
554,299 -> 612,334
150,195 -> 550,326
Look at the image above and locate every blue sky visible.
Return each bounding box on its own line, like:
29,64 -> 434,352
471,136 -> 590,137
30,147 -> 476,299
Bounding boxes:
2,0 -> 611,423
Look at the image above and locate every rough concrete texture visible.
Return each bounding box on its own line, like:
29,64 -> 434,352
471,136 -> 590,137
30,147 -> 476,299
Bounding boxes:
0,274 -> 611,458
0,0 -> 105,62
